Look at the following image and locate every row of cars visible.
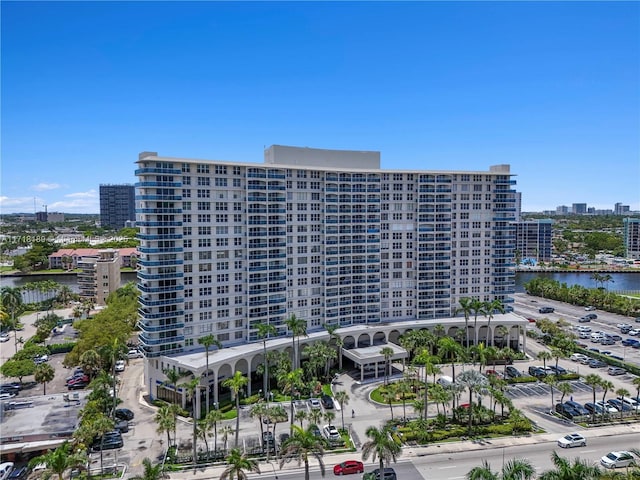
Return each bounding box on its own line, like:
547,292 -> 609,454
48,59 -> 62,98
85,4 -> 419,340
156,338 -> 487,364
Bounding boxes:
331,461 -> 397,480
555,396 -> 640,420
556,434 -> 638,469
569,353 -> 627,376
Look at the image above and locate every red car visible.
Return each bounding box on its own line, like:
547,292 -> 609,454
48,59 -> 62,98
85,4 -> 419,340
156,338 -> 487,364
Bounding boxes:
333,460 -> 364,475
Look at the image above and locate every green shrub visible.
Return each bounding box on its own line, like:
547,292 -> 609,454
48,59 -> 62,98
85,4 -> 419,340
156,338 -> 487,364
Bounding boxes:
47,342 -> 76,354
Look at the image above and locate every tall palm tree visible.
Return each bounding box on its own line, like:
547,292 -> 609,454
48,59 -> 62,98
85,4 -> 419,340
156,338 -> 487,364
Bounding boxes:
456,369 -> 489,433
361,425 -> 401,475
380,346 -> 394,385
34,363 -> 55,395
179,377 -> 200,468
456,297 -> 474,348
583,374 -> 601,421
538,451 -> 600,480
484,299 -> 504,347
470,298 -> 487,349
380,384 -> 397,421
154,403 -> 177,447
334,390 -> 350,430
542,375 -> 558,413
324,323 -> 344,369
222,371 -> 248,447
197,334 -> 221,414
467,458 -> 535,480
220,448 -> 260,480
256,323 -> 277,401
615,388 -> 630,420
285,314 -> 307,369
277,367 -> 304,433
278,425 -> 326,480
129,458 -> 166,480
162,367 -> 181,404
28,442 -> 86,480
437,336 -> 464,381
203,407 -> 223,455
557,382 -> 573,406
537,351 -> 552,369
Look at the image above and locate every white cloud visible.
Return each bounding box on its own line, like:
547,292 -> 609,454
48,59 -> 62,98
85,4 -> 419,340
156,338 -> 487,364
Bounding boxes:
65,190 -> 98,199
31,182 -> 61,192
0,196 -> 40,213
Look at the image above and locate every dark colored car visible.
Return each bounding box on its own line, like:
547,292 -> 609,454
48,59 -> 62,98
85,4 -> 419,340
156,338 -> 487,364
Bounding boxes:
363,468 -> 397,480
7,466 -> 29,480
320,394 -> 334,409
578,316 -> 591,323
548,365 -> 567,375
539,307 -> 555,314
528,366 -> 547,378
584,313 -> 598,320
564,401 -> 589,416
114,408 -> 135,421
114,420 -> 129,433
505,366 -> 522,378
607,399 -> 632,412
588,359 -> 607,368
584,402 -> 606,415
555,403 -> 579,419
309,424 -> 322,438
622,338 -> 639,347
67,380 -> 89,390
91,432 -> 123,451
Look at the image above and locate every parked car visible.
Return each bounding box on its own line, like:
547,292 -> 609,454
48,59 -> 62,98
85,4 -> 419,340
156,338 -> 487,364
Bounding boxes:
585,306 -> 596,311
621,338 -> 639,347
0,392 -> 17,400
620,326 -> 632,334
601,451 -> 635,469
618,396 -> 640,411
538,307 -> 554,314
607,399 -> 632,412
320,394 -> 334,409
564,401 -> 589,416
595,401 -> 618,414
0,333 -> 10,343
114,419 -> 129,433
570,353 -> 588,363
528,366 -> 547,378
333,460 -> 364,475
554,403 -> 579,419
7,466 -> 29,480
578,316 -> 591,323
323,424 -> 341,442
91,432 -> 123,451
309,424 -> 322,438
114,408 -> 135,421
557,433 -> 586,448
608,366 -> 626,376
67,380 -> 89,390
505,366 -> 522,378
600,337 -> 615,346
33,355 -> 49,365
308,398 -> 322,410
127,349 -> 143,359
0,463 -> 14,480
588,359 -> 607,368
363,468 -> 397,480
584,402 -> 607,415
629,329 -> 640,336
584,313 -> 598,320
115,360 -> 125,372
547,365 -> 566,375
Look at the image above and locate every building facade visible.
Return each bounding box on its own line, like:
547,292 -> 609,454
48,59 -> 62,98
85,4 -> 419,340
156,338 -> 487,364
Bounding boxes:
623,218 -> 640,260
100,184 -> 136,229
77,249 -> 122,305
513,219 -> 553,264
135,145 -> 517,359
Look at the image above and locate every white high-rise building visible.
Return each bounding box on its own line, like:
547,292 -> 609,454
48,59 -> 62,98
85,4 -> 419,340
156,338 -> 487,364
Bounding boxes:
135,146 -> 517,359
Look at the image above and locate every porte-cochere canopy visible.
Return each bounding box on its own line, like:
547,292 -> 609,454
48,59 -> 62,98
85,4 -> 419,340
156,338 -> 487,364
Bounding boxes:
145,313 -> 527,413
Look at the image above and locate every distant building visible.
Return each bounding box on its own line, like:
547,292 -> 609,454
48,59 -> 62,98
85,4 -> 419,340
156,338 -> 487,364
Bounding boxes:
572,203 -> 587,215
556,205 -> 569,215
623,218 -> 640,260
514,219 -> 553,263
35,211 -> 65,222
615,203 -> 630,215
49,247 -> 138,269
100,184 -> 135,229
77,249 -> 121,305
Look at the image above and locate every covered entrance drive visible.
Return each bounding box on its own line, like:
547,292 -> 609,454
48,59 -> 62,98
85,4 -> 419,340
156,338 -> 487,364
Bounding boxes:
342,342 -> 408,382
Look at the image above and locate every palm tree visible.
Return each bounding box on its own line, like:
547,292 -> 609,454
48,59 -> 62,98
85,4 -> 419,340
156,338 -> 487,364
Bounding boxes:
538,451 -> 600,480
380,384 -> 396,421
28,442 -> 86,480
615,388 -> 630,420
278,425 -> 326,480
79,349 -> 102,380
484,299 -> 504,347
456,369 -> 489,433
361,425 -> 401,475
456,297 -> 474,348
334,390 -> 350,430
220,448 -> 260,480
222,371 -> 248,447
197,334 -> 221,415
1,286 -> 23,352
380,346 -> 394,385
256,323 -> 277,401
295,409 -> 308,428
542,375 -> 558,413
154,403 -> 177,447
584,374 -> 601,421
277,367 -> 304,433
285,314 -> 307,369
162,367 -> 181,404
34,363 -> 55,395
324,322 -> 344,369
437,336 -> 464,381
220,425 -> 234,453
179,377 -> 200,469
129,458 -> 166,480
537,351 -> 552,369
467,458 -> 535,480
633,377 -> 640,416
557,382 -> 573,406
203,407 -> 223,455
470,298 -> 487,348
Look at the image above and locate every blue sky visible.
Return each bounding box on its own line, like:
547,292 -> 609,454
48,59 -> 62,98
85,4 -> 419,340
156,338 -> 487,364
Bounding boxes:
2,1 -> 639,214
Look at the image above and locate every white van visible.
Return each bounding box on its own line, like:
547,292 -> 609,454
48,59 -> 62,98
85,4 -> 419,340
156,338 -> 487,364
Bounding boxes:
0,463 -> 14,480
436,375 -> 453,387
